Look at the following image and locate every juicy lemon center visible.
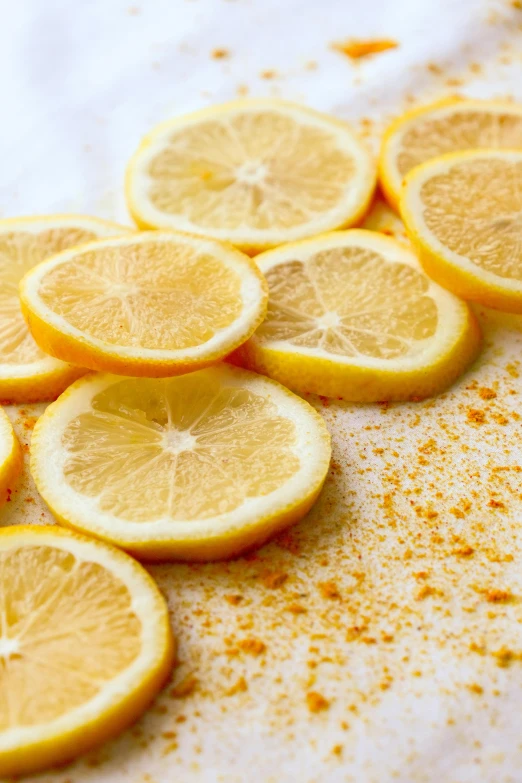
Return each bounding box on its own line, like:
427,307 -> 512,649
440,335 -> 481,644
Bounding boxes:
0,228 -> 97,365
61,374 -> 300,522
147,111 -> 357,231
257,247 -> 438,360
0,544 -> 141,730
420,158 -> 522,280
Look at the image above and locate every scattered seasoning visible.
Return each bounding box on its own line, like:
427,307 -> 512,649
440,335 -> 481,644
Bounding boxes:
211,48 -> 230,59
331,38 -> 399,59
467,683 -> 484,695
467,409 -> 486,424
238,638 -> 266,656
318,581 -> 341,599
170,675 -> 198,698
227,676 -> 248,696
260,69 -> 277,79
262,571 -> 288,589
306,691 -> 330,713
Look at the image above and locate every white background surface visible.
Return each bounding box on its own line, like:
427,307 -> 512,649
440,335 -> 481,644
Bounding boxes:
2,1 -> 522,781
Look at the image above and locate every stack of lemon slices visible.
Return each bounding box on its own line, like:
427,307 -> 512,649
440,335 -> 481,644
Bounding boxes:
2,96 -> 522,776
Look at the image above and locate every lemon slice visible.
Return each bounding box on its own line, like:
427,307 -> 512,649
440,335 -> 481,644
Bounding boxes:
0,408 -> 21,506
0,215 -> 131,403
401,149 -> 522,313
20,231 -> 267,377
380,98 -> 522,211
30,365 -> 331,561
125,99 -> 376,253
232,230 -> 481,401
0,524 -> 174,777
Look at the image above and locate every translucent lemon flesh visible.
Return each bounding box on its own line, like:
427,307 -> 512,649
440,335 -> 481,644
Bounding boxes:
62,374 -> 299,521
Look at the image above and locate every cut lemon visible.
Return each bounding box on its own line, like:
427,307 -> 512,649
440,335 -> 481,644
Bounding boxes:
0,408 -> 21,506
20,231 -> 267,377
125,99 -> 376,253
0,215 -> 131,403
232,230 -> 481,401
401,150 -> 522,313
380,98 -> 522,211
0,525 -> 174,777
30,365 -> 331,561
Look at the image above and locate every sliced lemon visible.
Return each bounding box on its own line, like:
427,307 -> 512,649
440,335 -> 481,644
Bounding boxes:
0,215 -> 131,403
401,149 -> 522,313
125,99 -> 376,253
0,524 -> 174,777
0,408 -> 21,506
380,98 -> 522,211
232,230 -> 481,401
30,365 -> 331,561
20,231 -> 267,377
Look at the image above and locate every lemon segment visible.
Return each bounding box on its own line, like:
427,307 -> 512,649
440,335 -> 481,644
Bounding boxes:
29,365 -> 331,561
400,149 -> 522,313
379,98 -> 522,211
0,215 -> 131,402
0,525 -> 174,778
125,99 -> 376,253
20,231 -> 267,377
233,230 -> 481,401
0,408 -> 21,505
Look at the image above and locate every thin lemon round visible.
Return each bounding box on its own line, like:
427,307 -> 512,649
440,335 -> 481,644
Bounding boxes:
125,99 -> 376,253
0,407 -> 21,506
0,215 -> 131,402
400,149 -> 522,313
20,231 -> 267,377
0,524 -> 174,778
380,98 -> 522,211
233,230 -> 481,401
30,365 -> 331,561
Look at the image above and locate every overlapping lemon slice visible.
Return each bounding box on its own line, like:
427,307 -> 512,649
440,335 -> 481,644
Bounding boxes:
401,149 -> 522,312
125,99 -> 376,253
30,365 -> 331,561
380,98 -> 522,210
20,231 -> 267,376
0,215 -> 130,402
0,407 -> 21,505
233,230 -> 481,401
0,525 -> 174,777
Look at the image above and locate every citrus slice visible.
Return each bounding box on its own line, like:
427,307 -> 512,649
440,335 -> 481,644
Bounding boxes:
0,524 -> 174,777
0,215 -> 131,403
379,98 -> 522,211
400,149 -> 522,313
20,231 -> 267,377
232,230 -> 481,401
125,99 -> 376,253
0,408 -> 21,506
30,365 -> 331,561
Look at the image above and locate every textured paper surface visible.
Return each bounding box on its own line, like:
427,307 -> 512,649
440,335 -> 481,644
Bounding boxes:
1,1 -> 522,780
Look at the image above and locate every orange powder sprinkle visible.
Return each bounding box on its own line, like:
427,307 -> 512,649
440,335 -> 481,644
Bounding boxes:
332,38 -> 399,59
239,638 -> 266,656
467,409 -> 486,424
170,674 -> 198,698
211,48 -> 230,59
262,571 -> 288,589
227,676 -> 248,695
318,581 -> 341,599
306,691 -> 330,713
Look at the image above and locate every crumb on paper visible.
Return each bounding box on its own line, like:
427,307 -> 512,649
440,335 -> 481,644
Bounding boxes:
467,683 -> 484,694
262,570 -> 288,589
260,69 -> 278,79
306,691 -> 330,713
211,48 -> 230,59
238,638 -> 266,655
331,38 -> 399,60
467,408 -> 486,424
227,676 -> 248,696
170,674 -> 198,698
305,60 -> 318,70
236,84 -> 249,96
128,5 -> 141,14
